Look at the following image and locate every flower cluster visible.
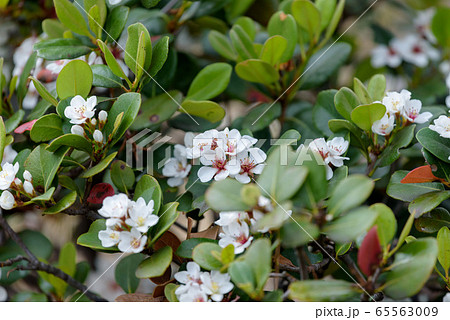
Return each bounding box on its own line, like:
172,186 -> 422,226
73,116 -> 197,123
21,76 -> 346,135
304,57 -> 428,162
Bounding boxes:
162,128 -> 266,186
300,137 -> 349,180
372,89 -> 432,136
371,9 -> 439,68
0,162 -> 34,210
216,196 -> 290,254
97,194 -> 159,253
174,262 -> 233,302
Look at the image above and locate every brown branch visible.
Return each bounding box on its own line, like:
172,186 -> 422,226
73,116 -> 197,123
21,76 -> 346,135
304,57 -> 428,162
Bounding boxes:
341,253 -> 367,285
0,213 -> 106,302
63,205 -> 103,220
279,256 -> 331,274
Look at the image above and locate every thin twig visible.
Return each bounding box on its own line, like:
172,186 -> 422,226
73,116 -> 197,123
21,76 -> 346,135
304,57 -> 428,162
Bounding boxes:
0,213 -> 106,302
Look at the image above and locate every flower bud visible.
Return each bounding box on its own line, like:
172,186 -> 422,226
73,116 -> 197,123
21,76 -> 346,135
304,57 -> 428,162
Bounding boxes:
99,110 -> 108,122
93,130 -> 104,143
91,118 -> 97,126
23,170 -> 32,182
24,181 -> 34,195
13,178 -> 22,187
71,125 -> 84,136
0,190 -> 15,210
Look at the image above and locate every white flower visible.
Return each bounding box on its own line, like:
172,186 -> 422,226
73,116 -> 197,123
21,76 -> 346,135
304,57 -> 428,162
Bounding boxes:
162,145 -> 192,187
23,181 -> 34,195
308,138 -> 349,180
118,228 -> 147,253
429,115 -> 450,138
414,8 -> 436,44
178,286 -> 208,302
200,271 -> 233,302
372,113 -> 395,136
218,222 -> 253,254
444,293 -> 450,302
98,228 -> 121,247
1,145 -> 17,167
394,34 -> 439,67
382,90 -> 411,115
108,0 -> 122,5
218,128 -> 254,156
197,148 -> 240,182
93,130 -> 103,143
99,110 -> 108,122
232,148 -> 266,184
98,193 -> 130,218
0,269 -> 6,301
0,162 -> 19,190
187,129 -> 220,159
64,95 -> 97,124
215,211 -> 249,227
385,74 -> 408,92
0,190 -> 15,210
12,36 -> 38,77
125,198 -> 159,232
71,125 -> 85,136
46,59 -> 70,75
401,99 -> 432,124
23,170 -> 32,182
175,262 -> 204,296
371,43 -> 402,68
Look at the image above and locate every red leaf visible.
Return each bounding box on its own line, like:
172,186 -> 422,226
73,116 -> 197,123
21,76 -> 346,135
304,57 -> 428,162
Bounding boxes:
14,119 -> 37,134
400,165 -> 439,184
357,226 -> 382,277
87,183 -> 115,204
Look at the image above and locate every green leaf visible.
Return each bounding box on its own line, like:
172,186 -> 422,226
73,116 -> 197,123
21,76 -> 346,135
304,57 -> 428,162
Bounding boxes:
187,63 -> 232,101
148,202 -> 180,246
350,103 -> 386,131
54,0 -> 91,37
76,219 -> 119,252
241,103 -> 281,132
328,175 -> 374,217
267,11 -> 298,63
387,170 -> 444,202
376,125 -> 415,167
208,30 -> 237,61
367,74 -> 386,101
415,208 -> 450,233
105,6 -> 129,42
180,100 -> 225,123
334,87 -> 360,121
205,179 -> 255,212
235,59 -> 279,85
91,65 -> 123,88
56,60 -> 93,99
149,36 -> 169,77
192,242 -> 223,270
29,76 -> 58,106
324,0 -> 345,39
134,175 -> 162,214
164,283 -> 179,302
437,227 -> 450,274
17,52 -> 37,104
44,191 -> 77,214
136,247 -> 172,279
408,191 -> 450,218
234,16 -> 256,40
34,38 -> 92,60
88,5 -> 102,39
176,238 -> 217,259
0,117 -> 6,164
125,23 -> 152,74
384,238 -> 438,299
291,0 -> 321,39
116,254 -> 145,292
42,19 -> 67,39
323,206 -> 378,243
81,152 -> 117,178
141,0 -> 161,8
312,89 -> 341,136
24,145 -> 68,191
252,201 -> 292,232
353,78 -> 372,104
299,43 -> 351,89
230,25 -> 257,60
4,110 -> 25,134
103,92 -> 141,145
97,40 -> 129,80
30,114 -> 63,142
371,203 -> 397,249
29,187 -> 55,203
281,216 -> 320,248
11,292 -> 48,302
289,280 -> 360,302
260,35 -> 287,66
431,7 -> 450,48
417,127 -> 450,164
111,160 -> 135,193
47,134 -> 92,154
316,0 -> 337,31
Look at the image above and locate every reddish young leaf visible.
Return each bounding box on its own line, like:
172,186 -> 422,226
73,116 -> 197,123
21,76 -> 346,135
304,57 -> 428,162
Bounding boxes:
357,226 -> 382,277
87,183 -> 115,204
14,119 -> 37,134
400,165 -> 439,184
